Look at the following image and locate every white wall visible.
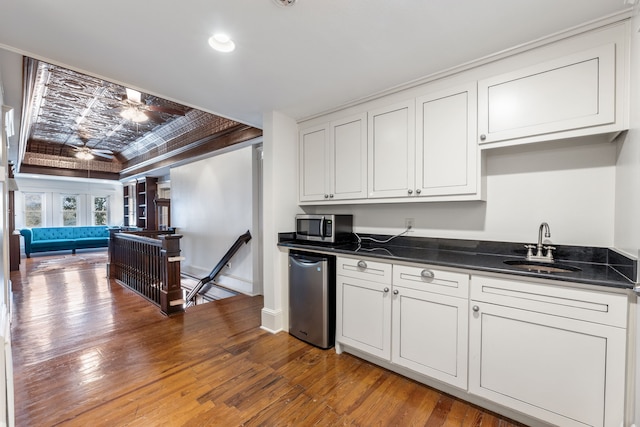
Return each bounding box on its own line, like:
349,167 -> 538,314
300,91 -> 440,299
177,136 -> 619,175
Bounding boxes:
171,145 -> 259,296
14,174 -> 123,229
261,111 -> 301,333
302,138 -> 617,247
0,82 -> 7,313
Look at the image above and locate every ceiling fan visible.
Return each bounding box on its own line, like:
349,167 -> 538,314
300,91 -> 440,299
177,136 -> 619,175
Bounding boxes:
113,88 -> 187,123
73,143 -> 114,160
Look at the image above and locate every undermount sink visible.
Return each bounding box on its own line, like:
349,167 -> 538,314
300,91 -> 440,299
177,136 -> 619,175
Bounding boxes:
503,259 -> 581,274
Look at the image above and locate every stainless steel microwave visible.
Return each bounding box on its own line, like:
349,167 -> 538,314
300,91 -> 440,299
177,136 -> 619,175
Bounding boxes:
295,214 -> 353,243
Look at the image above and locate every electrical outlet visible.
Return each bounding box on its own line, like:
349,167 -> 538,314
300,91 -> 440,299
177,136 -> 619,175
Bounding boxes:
405,218 -> 414,230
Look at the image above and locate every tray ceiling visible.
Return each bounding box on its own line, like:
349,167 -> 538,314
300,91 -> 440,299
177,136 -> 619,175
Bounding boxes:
20,58 -> 260,179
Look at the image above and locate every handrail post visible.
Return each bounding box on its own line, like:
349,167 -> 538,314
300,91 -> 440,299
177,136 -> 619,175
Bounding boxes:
106,228 -> 119,279
160,234 -> 184,316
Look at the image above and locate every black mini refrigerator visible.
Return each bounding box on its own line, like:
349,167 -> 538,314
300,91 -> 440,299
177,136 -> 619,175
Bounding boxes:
288,251 -> 336,349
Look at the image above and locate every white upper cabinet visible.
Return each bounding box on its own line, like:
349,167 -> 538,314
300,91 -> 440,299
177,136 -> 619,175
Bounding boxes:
367,100 -> 415,199
415,83 -> 478,198
478,43 -> 617,146
299,124 -> 329,202
299,113 -> 367,202
332,114 -> 368,200
298,19 -> 629,204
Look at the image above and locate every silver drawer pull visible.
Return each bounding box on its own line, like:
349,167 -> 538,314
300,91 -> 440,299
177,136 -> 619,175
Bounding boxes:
420,269 -> 435,279
383,287 -> 389,293
357,260 -> 367,269
393,289 -> 399,295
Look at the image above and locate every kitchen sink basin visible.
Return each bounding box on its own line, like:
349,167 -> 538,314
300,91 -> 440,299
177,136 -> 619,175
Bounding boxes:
503,260 -> 581,274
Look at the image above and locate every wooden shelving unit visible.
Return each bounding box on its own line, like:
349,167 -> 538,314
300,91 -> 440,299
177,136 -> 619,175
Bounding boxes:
123,185 -> 131,227
126,177 -> 157,230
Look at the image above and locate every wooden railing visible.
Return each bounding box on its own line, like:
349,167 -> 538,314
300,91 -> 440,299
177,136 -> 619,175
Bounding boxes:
107,230 -> 184,316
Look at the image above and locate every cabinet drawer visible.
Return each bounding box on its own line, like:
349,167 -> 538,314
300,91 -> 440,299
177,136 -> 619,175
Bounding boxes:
337,256 -> 392,284
393,264 -> 469,298
470,275 -> 627,328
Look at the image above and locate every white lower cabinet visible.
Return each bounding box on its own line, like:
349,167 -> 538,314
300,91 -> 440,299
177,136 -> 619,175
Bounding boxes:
469,275 -> 627,427
336,257 -> 469,390
336,274 -> 391,359
336,257 -> 392,359
335,258 -> 630,427
391,265 -> 469,389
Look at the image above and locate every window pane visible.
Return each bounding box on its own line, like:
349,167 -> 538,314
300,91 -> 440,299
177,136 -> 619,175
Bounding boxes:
24,193 -> 44,227
92,196 -> 108,226
61,195 -> 78,226
62,196 -> 77,211
25,194 -> 42,210
94,197 -> 107,211
25,212 -> 42,227
63,211 -> 77,226
94,212 -> 107,225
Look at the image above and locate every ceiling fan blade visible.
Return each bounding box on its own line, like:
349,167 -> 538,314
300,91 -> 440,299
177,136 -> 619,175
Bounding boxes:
146,105 -> 186,116
91,149 -> 113,154
92,151 -> 114,159
125,88 -> 143,104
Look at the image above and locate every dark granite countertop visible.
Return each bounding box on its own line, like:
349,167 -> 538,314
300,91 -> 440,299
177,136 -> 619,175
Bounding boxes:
278,233 -> 637,290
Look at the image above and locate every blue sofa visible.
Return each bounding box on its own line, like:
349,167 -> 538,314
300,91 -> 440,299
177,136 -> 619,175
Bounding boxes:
20,226 -> 112,257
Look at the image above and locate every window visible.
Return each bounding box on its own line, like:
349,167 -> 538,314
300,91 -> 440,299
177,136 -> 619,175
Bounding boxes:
61,195 -> 78,226
92,196 -> 108,225
24,193 -> 44,227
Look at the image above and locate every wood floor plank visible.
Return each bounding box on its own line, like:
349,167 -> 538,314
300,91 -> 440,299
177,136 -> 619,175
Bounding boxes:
11,250 -> 527,426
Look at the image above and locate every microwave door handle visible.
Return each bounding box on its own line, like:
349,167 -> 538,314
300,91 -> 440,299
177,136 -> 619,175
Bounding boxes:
320,216 -> 325,239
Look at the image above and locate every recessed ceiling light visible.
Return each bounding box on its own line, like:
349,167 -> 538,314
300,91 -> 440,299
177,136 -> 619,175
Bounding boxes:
208,33 -> 236,53
273,0 -> 296,6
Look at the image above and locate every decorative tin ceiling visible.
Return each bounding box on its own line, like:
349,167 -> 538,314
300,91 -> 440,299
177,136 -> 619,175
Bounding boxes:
20,58 -> 258,178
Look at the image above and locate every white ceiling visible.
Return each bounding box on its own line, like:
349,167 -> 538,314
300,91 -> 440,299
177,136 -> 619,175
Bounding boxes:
0,0 -> 633,130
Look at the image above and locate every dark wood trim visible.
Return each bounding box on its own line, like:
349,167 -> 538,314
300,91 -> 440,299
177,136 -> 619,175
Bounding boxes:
119,126 -> 263,179
19,164 -> 120,180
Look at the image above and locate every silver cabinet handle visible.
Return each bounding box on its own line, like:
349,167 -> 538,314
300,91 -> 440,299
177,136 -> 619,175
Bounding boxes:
472,305 -> 480,312
383,287 -> 390,293
324,194 -> 329,198
420,269 -> 434,279
329,194 -> 334,198
357,260 -> 367,269
480,134 -> 487,141
407,189 -> 413,195
393,289 -> 399,295
416,189 -> 421,194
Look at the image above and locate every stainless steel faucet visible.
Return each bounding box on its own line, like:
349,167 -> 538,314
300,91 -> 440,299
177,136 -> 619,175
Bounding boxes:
524,222 -> 555,262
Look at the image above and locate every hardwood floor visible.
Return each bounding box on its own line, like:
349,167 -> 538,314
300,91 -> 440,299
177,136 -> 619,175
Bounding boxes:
10,250 -> 526,426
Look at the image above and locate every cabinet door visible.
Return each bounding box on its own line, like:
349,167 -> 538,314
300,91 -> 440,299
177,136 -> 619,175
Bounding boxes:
392,286 -> 468,389
299,124 -> 330,201
331,114 -> 367,200
469,301 -> 626,427
368,100 -> 415,199
336,275 -> 391,360
416,83 -> 478,197
478,44 -> 615,145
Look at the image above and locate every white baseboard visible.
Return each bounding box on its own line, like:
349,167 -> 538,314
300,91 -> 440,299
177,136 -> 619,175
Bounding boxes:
261,307 -> 283,333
